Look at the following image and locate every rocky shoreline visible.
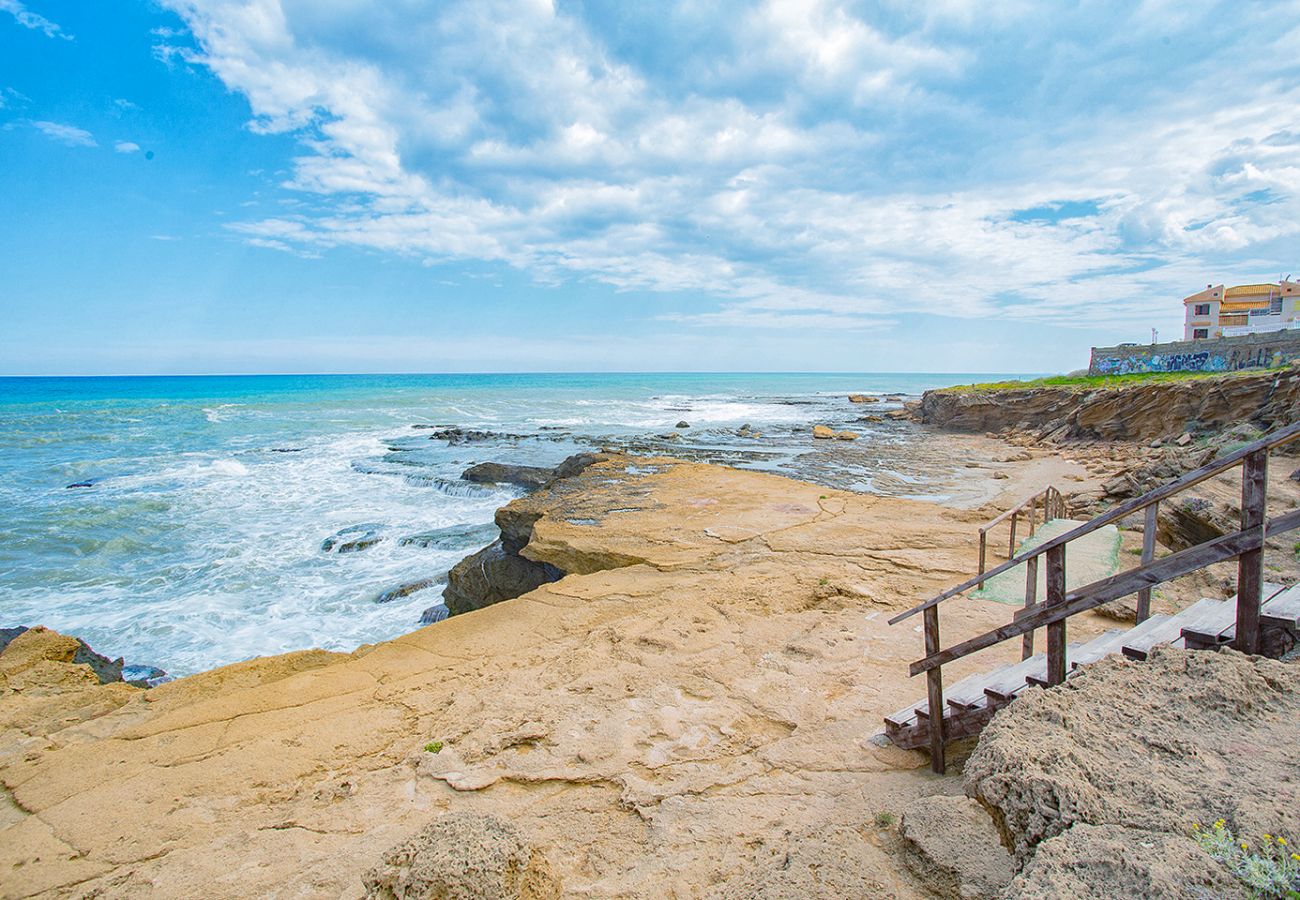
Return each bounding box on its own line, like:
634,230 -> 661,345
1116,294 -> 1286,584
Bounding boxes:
3,373 -> 1299,898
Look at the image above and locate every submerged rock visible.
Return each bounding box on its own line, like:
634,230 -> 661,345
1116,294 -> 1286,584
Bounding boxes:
812,425 -> 835,439
373,577 -> 444,604
362,812 -> 559,900
418,604 -> 449,626
676,420 -> 690,429
399,522 -> 499,551
425,427 -> 522,445
322,524 -> 385,553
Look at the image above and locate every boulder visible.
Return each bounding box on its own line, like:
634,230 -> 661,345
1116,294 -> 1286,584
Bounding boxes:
0,626 -> 128,686
462,462 -> 555,490
812,425 -> 835,439
847,394 -> 879,403
322,524 -> 385,553
1155,494 -> 1233,551
551,452 -> 607,480
899,795 -> 1014,899
361,812 -> 559,900
442,540 -> 563,616
676,421 -> 690,429
1003,824 -> 1246,899
964,648 -> 1300,863
834,431 -> 858,441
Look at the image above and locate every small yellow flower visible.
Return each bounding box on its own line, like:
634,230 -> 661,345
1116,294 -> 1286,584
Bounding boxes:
1277,837 -> 1287,846
1241,842 -> 1249,850
1291,853 -> 1299,862
1264,833 -> 1272,840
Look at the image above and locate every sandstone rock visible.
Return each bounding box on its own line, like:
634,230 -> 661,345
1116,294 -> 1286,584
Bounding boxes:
0,625 -> 127,685
442,540 -> 563,616
848,394 -> 879,403
858,415 -> 883,423
322,524 -> 385,553
992,471 -> 1009,480
550,452 -> 607,480
834,431 -> 858,441
964,648 -> 1300,863
812,425 -> 835,439
917,368 -> 1300,441
707,823 -> 895,899
361,812 -> 559,900
899,795 -> 1014,899
1003,824 -> 1246,899
1156,494 -> 1233,551
462,463 -> 555,489
1175,431 -> 1193,446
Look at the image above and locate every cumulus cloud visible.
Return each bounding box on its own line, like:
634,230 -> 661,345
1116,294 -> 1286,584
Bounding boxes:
157,0 -> 1300,329
32,120 -> 95,147
114,141 -> 141,153
0,0 -> 71,39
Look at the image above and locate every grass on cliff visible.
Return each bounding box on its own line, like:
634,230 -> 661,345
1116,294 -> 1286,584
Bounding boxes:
939,366 -> 1289,394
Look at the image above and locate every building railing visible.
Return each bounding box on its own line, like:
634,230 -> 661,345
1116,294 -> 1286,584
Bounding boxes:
1221,320 -> 1300,337
888,420 -> 1300,773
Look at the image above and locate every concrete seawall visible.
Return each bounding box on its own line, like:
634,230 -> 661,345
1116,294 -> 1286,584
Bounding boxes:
1089,330 -> 1300,376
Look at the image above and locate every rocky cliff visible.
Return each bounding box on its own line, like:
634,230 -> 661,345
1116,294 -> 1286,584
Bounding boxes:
917,367 -> 1300,441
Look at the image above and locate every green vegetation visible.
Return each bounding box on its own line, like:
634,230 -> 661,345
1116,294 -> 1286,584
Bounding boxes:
937,367 -> 1287,395
818,577 -> 829,586
873,810 -> 895,829
1192,820 -> 1300,898
424,740 -> 444,754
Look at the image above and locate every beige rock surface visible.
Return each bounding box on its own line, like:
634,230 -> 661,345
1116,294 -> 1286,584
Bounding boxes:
2,456 -> 1065,899
899,795 -> 1014,899
965,647 -> 1300,863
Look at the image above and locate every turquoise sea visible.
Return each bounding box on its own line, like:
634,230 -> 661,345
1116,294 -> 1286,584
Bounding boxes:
0,372 -> 1020,676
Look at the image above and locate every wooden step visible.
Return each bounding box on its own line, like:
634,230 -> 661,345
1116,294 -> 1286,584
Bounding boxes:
884,697 -> 928,733
947,663 -> 1014,712
1187,583 -> 1292,646
1119,613 -> 1183,660
1178,597 -> 1239,647
1068,629 -> 1129,670
983,654 -> 1048,704
1262,583 -> 1300,627
1027,642 -> 1087,688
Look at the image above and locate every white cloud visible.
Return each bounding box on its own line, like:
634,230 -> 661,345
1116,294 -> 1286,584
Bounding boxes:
32,120 -> 96,147
114,141 -> 141,153
0,0 -> 71,39
157,1 -> 1300,332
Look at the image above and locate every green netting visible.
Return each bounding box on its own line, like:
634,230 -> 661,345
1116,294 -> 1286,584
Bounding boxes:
972,518 -> 1123,605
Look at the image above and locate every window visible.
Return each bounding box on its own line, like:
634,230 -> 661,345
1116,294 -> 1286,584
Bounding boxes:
1271,298 -> 1283,314
1193,303 -> 1211,316
1193,328 -> 1209,339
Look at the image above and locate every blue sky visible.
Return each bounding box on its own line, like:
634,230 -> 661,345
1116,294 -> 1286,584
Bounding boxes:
2,0 -> 1299,375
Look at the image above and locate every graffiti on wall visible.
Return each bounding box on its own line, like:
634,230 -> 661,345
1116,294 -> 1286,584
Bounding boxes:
1090,336 -> 1299,376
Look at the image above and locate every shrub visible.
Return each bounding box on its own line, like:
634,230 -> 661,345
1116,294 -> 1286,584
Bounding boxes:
424,740 -> 444,754
873,811 -> 895,829
1192,819 -> 1300,898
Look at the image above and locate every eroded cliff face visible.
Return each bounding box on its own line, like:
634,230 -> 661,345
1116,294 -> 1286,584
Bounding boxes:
917,367 -> 1300,441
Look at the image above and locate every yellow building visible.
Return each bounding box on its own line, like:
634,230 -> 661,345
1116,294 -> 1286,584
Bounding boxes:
1183,281 -> 1300,340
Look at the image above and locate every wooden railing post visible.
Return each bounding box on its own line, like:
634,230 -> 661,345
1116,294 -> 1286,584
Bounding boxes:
1136,502 -> 1157,622
1045,545 -> 1067,685
978,529 -> 987,585
1008,510 -> 1018,557
1234,450 -> 1268,654
1028,493 -> 1037,536
1022,555 -> 1039,660
923,606 -> 945,774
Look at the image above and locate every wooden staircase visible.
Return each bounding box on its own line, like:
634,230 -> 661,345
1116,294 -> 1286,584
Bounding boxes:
885,583 -> 1300,752
884,421 -> 1300,772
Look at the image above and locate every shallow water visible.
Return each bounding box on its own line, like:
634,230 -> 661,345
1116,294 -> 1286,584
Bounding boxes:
0,372 -> 1021,674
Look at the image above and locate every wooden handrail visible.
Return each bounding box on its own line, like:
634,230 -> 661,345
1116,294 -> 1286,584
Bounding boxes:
890,419 -> 1300,626
908,505 -> 1300,676
976,486 -> 1065,583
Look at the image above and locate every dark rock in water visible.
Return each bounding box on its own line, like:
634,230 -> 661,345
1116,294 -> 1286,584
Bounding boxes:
373,576 -> 445,604
418,604 -> 450,625
269,448 -> 303,453
676,421 -> 690,429
322,524 -> 385,553
66,479 -> 98,489
1,626 -> 157,686
399,522 -> 499,551
442,539 -> 563,616
122,664 -> 169,688
462,462 -> 555,489
426,427 -> 522,445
